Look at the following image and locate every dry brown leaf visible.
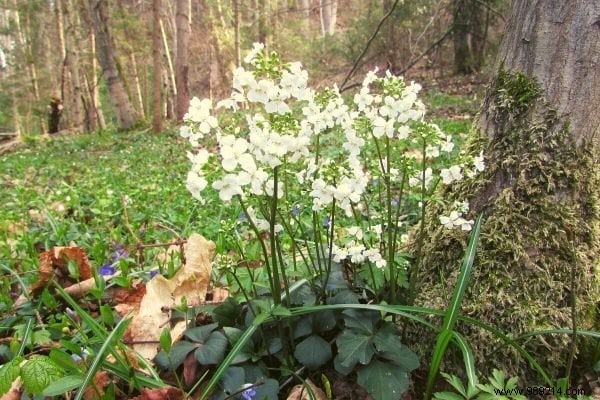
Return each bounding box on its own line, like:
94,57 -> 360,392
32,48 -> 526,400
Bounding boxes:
83,370 -> 112,400
127,234 -> 215,360
30,246 -> 93,293
287,379 -> 327,400
130,387 -> 185,400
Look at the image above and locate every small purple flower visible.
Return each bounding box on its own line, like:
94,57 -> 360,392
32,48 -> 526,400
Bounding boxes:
241,387 -> 256,400
149,270 -> 159,279
111,246 -> 128,262
291,205 -> 300,217
99,263 -> 116,276
323,216 -> 331,228
391,196 -> 399,207
237,212 -> 247,222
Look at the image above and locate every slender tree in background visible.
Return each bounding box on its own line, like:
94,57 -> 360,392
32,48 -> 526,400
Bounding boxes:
453,0 -> 485,74
63,0 -> 85,130
416,0 -> 600,381
299,0 -> 310,34
152,0 -> 162,132
319,0 -> 336,36
175,0 -> 190,121
88,0 -> 139,130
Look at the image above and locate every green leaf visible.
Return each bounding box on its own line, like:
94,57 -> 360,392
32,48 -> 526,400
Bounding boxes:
155,341 -> 197,370
194,331 -> 228,365
32,329 -> 52,346
253,378 -> 279,400
0,357 -> 23,396
21,355 -> 64,395
312,310 -> 337,333
424,214 -> 483,400
160,328 -> 172,353
342,309 -> 379,334
333,354 -> 355,376
212,298 -> 242,326
373,324 -> 419,371
335,330 -> 374,369
294,335 -> 332,369
49,349 -> 81,373
356,360 -> 409,400
42,375 -> 84,396
219,366 -> 245,395
271,305 -> 292,317
440,372 -> 467,397
223,327 -> 252,364
433,393 -> 466,400
185,322 -> 219,342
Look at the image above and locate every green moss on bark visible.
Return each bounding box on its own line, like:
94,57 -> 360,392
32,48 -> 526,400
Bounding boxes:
412,69 -> 600,383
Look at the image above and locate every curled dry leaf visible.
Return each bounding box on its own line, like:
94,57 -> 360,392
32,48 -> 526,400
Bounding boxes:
127,234 -> 216,360
287,379 -> 327,400
15,246 -> 94,307
0,378 -> 22,400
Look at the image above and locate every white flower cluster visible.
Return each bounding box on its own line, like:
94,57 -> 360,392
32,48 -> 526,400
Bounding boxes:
439,201 -> 474,231
180,44 -> 487,271
330,226 -> 387,269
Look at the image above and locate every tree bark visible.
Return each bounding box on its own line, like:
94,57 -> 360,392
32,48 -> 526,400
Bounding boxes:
416,0 -> 600,382
175,0 -> 190,121
88,0 -> 139,130
298,0 -> 310,34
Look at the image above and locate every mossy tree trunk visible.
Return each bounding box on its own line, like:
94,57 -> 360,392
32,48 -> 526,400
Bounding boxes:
416,0 -> 600,383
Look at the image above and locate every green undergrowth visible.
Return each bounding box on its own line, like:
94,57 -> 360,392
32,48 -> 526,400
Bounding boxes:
412,69 -> 600,383
0,129 -> 239,309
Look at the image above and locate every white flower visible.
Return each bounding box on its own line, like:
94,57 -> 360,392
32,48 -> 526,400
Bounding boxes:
439,210 -> 473,231
212,173 -> 247,201
372,116 -> 395,138
354,89 -> 374,111
440,165 -> 463,185
397,125 -> 410,140
185,98 -> 218,134
473,151 -> 485,172
441,135 -> 455,153
186,171 -> 207,201
220,137 -> 250,172
408,167 -> 433,188
425,145 -> 440,159
244,42 -> 264,64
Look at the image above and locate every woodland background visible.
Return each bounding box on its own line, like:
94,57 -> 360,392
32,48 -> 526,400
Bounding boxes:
0,0 -> 508,137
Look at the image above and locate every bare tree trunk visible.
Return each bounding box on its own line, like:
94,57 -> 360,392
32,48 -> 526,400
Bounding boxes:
257,0 -> 268,46
80,4 -> 106,130
153,0 -> 162,132
88,0 -> 139,130
319,0 -> 336,36
160,18 -> 177,117
299,0 -> 310,34
64,0 -> 85,130
453,0 -> 485,74
175,0 -> 190,121
233,0 -> 241,67
416,0 -> 600,382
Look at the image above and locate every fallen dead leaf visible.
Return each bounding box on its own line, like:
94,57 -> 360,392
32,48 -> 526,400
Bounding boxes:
83,370 -> 112,400
127,234 -> 216,360
30,246 -> 93,293
287,379 -> 327,400
0,378 -> 22,400
130,387 -> 185,400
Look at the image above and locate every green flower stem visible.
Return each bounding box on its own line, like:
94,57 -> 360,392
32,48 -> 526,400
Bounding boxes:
270,166 -> 282,306
385,136 -> 397,304
237,196 -> 276,299
408,137 -> 429,304
322,199 -> 336,294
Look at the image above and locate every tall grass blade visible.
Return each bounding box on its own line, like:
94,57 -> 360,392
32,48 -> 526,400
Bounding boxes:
74,316 -> 131,400
424,214 -> 483,400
